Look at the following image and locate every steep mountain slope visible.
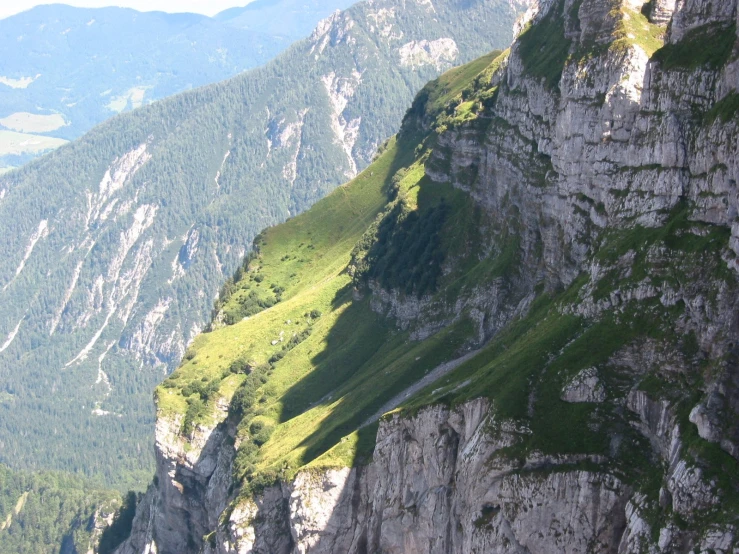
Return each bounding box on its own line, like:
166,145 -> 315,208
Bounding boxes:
0,1 -> 352,170
0,0 -> 526,488
117,0 -> 739,551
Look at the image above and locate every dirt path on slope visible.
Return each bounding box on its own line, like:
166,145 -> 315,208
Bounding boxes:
361,349 -> 481,428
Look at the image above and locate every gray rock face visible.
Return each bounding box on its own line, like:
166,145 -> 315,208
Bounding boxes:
429,4 -> 739,289
209,400 -> 629,554
425,0 -> 739,458
118,0 -> 739,552
203,399 -> 732,553
119,392 -> 733,554
117,399 -> 236,554
561,367 -> 607,403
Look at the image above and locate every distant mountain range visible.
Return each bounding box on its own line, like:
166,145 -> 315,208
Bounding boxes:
0,0 -> 355,170
215,0 -> 357,37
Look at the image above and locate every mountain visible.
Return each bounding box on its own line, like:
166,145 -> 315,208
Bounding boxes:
0,0 -> 527,489
114,0 -> 739,552
0,1 -> 353,171
214,0 -> 357,38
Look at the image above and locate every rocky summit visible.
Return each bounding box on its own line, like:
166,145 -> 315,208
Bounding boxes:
105,0 -> 739,552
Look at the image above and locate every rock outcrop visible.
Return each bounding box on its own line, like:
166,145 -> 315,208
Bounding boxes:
217,399 -> 629,554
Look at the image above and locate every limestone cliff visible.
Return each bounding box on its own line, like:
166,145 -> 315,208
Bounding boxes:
117,0 -> 739,552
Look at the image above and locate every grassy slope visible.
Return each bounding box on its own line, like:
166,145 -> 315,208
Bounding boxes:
420,50 -> 502,116
157,53 -> 506,482
159,134 -> 479,478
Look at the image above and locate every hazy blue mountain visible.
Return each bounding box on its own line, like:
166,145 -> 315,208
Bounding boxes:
215,0 -> 357,38
0,1 -> 352,170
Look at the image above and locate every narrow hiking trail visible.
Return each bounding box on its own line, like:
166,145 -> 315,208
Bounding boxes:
361,349 -> 481,427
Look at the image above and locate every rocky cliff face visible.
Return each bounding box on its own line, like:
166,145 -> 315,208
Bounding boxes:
125,393 -> 735,553
117,0 -> 739,551
213,399 -> 630,554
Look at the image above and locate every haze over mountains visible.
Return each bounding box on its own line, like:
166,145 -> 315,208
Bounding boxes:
0,0 -> 526,489
0,0 -> 356,171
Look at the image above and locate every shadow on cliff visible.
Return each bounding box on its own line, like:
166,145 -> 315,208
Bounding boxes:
220,135 -> 422,553
278,284 -> 387,462
274,146 -> 474,466
98,491 -> 139,554
275,132 -> 432,468
257,161 -> 468,553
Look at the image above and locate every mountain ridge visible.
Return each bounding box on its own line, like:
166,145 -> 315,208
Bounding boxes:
214,0 -> 356,37
0,0 -> 356,170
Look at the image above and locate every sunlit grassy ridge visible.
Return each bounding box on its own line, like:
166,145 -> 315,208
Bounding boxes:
614,7 -> 665,56
158,132 -> 480,481
156,135 -> 406,419
154,52 -> 510,491
417,50 -> 502,117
